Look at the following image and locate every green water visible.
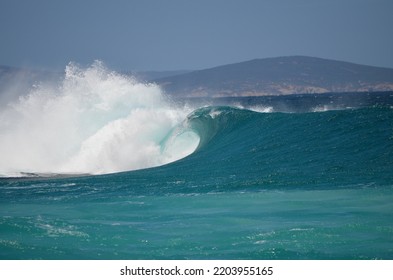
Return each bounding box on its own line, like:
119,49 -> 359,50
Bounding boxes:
1,106 -> 393,259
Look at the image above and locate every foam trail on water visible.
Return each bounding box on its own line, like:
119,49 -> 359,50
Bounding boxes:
0,61 -> 198,176
229,102 -> 274,113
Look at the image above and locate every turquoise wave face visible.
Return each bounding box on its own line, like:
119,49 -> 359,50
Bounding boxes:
150,105 -> 393,193
1,106 -> 393,259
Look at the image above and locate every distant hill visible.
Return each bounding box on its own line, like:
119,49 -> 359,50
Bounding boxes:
3,57 -> 393,99
124,70 -> 192,81
0,65 -> 190,99
154,56 -> 393,97
0,65 -> 59,84
0,65 -> 61,100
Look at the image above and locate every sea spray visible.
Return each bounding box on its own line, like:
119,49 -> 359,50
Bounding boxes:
0,61 -> 199,176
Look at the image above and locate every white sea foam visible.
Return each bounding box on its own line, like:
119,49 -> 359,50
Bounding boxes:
311,104 -> 351,112
0,61 -> 198,176
231,103 -> 274,113
247,105 -> 274,113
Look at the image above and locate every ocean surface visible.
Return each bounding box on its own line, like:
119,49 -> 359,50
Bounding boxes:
1,63 -> 393,259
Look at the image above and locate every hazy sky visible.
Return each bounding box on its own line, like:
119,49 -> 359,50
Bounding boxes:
1,0 -> 393,71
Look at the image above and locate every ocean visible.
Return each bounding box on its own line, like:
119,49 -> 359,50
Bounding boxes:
0,62 -> 392,259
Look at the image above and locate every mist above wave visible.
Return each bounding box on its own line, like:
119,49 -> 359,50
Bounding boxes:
0,61 -> 199,176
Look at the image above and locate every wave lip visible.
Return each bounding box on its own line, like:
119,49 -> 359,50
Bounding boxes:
160,122 -> 200,164
183,106 -> 257,152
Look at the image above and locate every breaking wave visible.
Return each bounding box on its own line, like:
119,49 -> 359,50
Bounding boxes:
0,61 -> 199,176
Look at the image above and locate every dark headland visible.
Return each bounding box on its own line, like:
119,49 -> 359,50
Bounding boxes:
2,56 -> 393,98
153,56 -> 393,97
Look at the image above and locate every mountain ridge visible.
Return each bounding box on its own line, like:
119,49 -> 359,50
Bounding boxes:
154,56 -> 393,97
2,56 -> 393,98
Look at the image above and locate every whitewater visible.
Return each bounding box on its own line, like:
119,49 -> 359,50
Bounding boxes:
1,62 -> 393,259
0,61 -> 199,176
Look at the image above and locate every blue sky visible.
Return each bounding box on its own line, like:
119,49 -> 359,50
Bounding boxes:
1,0 -> 392,71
